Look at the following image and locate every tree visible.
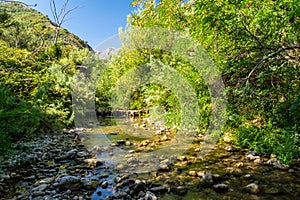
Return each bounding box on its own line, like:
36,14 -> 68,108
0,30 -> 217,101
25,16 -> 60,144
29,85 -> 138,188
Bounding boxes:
50,0 -> 78,44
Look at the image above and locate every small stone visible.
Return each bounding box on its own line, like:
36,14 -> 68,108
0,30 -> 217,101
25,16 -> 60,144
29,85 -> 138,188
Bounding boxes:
84,158 -> 103,167
162,135 -> 169,141
158,163 -> 170,172
178,156 -> 187,161
234,162 -> 244,168
213,184 -> 229,193
199,173 -> 214,188
116,140 -> 126,146
243,174 -> 252,180
225,145 -> 238,152
128,150 -> 135,154
97,191 -> 102,196
254,158 -> 262,164
194,148 -> 201,152
127,157 -> 139,164
134,181 -> 146,193
32,184 -> 48,192
145,191 -> 157,200
125,141 -> 131,146
188,171 -> 197,176
247,154 -> 260,161
100,173 -> 110,178
115,177 -> 122,183
83,181 -> 98,190
244,183 -> 259,194
101,181 -> 108,189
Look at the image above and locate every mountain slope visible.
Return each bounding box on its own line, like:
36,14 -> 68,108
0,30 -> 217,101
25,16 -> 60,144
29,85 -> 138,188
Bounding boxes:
0,1 -> 92,51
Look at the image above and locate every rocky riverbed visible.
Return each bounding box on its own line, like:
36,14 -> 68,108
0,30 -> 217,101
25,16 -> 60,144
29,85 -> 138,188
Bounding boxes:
0,125 -> 300,200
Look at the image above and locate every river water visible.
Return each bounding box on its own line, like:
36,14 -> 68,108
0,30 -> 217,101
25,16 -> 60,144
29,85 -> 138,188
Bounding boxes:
82,118 -> 300,200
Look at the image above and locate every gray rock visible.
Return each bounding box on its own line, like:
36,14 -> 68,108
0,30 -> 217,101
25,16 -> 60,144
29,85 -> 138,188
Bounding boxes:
199,173 -> 214,188
84,158 -> 103,167
83,181 -> 98,190
101,181 -> 108,189
145,191 -> 157,200
244,183 -> 259,194
134,181 -> 146,193
32,184 -> 48,192
127,157 -> 139,164
55,149 -> 78,161
116,140 -> 126,146
158,163 -> 170,172
112,191 -> 127,199
225,146 -> 238,152
57,176 -> 83,191
213,184 -> 229,193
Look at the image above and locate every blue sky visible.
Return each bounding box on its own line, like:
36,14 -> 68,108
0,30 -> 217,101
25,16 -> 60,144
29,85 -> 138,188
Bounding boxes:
15,0 -> 136,49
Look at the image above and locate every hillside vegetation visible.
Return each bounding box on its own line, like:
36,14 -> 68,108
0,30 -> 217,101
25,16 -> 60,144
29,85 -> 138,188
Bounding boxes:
0,1 -> 95,153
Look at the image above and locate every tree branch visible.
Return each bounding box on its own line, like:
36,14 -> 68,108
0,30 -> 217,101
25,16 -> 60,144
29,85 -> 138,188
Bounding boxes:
244,46 -> 300,84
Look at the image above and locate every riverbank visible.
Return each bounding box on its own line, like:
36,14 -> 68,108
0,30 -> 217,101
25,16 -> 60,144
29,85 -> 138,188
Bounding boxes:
0,128 -> 299,200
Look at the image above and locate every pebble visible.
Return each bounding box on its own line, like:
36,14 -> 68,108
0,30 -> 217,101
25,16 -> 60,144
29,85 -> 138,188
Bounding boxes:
244,183 -> 260,194
213,184 -> 229,193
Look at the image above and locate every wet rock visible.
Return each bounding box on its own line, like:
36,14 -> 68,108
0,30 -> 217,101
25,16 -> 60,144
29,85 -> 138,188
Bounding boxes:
172,186 -> 187,196
199,173 -> 214,188
127,157 -> 139,164
55,149 -> 78,161
115,177 -> 122,183
213,184 -> 229,193
113,191 -> 127,199
244,183 -> 260,194
101,181 -> 108,189
83,181 -> 98,190
100,173 -> 110,178
84,158 -> 103,167
145,191 -> 158,200
57,176 -> 83,191
128,150 -> 135,154
158,163 -> 170,172
225,145 -> 238,152
116,140 -> 126,146
134,180 -> 146,193
32,184 -> 48,192
37,177 -> 55,184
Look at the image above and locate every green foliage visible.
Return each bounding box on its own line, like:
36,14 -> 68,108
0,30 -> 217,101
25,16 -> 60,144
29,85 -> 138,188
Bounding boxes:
0,2 -> 93,154
0,83 -> 41,154
127,0 -> 300,163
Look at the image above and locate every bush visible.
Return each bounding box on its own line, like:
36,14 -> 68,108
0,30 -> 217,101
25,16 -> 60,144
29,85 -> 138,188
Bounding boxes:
0,84 -> 41,154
